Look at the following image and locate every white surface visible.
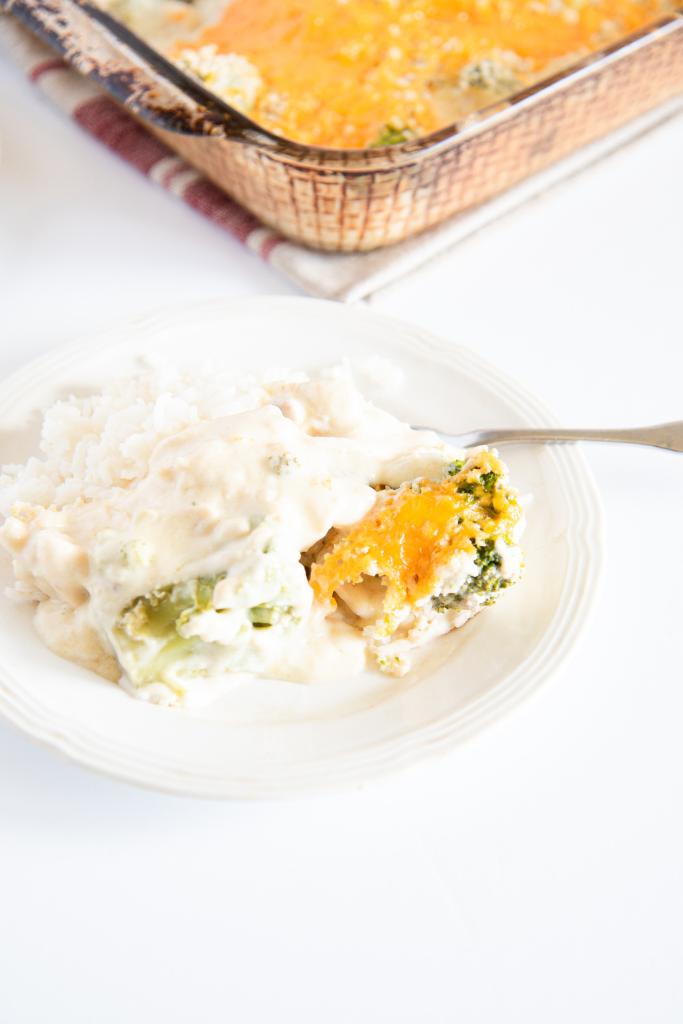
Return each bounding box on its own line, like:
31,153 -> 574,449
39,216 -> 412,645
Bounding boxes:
1,52 -> 682,1023
0,298 -> 602,796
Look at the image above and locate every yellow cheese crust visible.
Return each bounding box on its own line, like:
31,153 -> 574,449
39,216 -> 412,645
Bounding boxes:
176,0 -> 674,147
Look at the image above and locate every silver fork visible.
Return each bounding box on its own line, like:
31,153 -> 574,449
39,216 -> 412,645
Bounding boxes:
414,421 -> 683,452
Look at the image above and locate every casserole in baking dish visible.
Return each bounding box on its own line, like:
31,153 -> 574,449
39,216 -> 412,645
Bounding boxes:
5,0 -> 683,249
102,0 -> 681,148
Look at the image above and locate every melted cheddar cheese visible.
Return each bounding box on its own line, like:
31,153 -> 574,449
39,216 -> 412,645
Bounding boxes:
175,0 -> 674,147
310,450 -> 522,636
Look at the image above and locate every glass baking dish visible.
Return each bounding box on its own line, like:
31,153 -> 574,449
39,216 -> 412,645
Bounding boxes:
5,0 -> 683,251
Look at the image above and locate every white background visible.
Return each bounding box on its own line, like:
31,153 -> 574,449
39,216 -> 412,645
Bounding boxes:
1,54 -> 682,1024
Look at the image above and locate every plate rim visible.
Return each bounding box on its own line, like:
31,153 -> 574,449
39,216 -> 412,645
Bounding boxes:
0,296 -> 604,798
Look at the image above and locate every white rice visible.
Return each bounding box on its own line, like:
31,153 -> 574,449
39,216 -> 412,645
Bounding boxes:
0,363 -> 305,517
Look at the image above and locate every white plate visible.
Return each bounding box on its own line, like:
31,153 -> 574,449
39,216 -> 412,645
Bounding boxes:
0,298 -> 602,797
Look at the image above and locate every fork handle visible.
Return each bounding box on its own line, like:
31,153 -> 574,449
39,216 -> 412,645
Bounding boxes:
454,422 -> 683,452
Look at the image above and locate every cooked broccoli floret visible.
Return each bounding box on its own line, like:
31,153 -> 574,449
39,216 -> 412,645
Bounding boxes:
114,574 -> 228,685
432,592 -> 460,612
432,540 -> 508,611
373,123 -> 413,146
457,481 -> 477,495
118,575 -> 295,640
455,467 -> 502,502
445,460 -> 465,476
119,573 -> 226,641
459,60 -> 520,96
474,538 -> 502,571
114,573 -> 297,685
248,603 -> 293,628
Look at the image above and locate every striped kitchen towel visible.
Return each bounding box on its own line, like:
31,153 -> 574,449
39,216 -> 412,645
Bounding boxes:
2,15 -> 682,302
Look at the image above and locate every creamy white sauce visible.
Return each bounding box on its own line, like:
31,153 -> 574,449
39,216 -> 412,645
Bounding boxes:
1,368 -> 472,706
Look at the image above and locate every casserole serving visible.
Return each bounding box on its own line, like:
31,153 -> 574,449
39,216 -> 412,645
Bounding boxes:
4,0 -> 683,249
0,358 -> 526,705
0,297 -> 604,795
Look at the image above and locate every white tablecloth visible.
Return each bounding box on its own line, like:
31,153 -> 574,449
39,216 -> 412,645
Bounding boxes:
1,51 -> 682,1024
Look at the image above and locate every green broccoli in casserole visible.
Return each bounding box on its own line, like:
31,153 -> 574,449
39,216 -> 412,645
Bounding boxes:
114,573 -> 295,686
373,123 -> 414,146
432,539 -> 509,611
